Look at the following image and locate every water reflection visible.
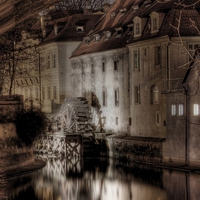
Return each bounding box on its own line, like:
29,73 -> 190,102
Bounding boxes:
2,156 -> 200,200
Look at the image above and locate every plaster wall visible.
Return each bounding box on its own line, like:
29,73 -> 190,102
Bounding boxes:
162,92 -> 186,163
127,37 -> 168,137
71,48 -> 129,134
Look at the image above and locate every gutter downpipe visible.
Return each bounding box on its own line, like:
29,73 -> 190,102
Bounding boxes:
182,83 -> 188,165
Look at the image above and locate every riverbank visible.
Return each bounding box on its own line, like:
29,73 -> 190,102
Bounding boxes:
0,159 -> 46,178
107,134 -> 200,174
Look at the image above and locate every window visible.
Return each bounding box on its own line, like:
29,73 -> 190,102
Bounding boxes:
42,87 -> 45,100
134,85 -> 140,104
102,89 -> 107,106
53,86 -> 57,99
155,46 -> 161,66
114,88 -> 119,106
91,63 -> 94,74
127,24 -> 133,35
194,104 -> 199,116
53,54 -> 56,67
129,117 -> 132,126
102,62 -> 105,72
94,34 -> 100,42
156,111 -> 161,126
104,31 -> 111,40
48,86 -> 51,100
133,49 -> 140,70
171,104 -> 176,116
178,104 -> 184,116
47,55 -> 50,68
114,60 -> 118,71
135,21 -> 140,35
152,17 -> 158,32
120,8 -> 127,15
115,28 -> 123,38
76,26 -> 84,32
189,44 -> 199,60
110,12 -> 116,18
36,87 -> 39,99
116,117 -> 118,125
30,88 -> 33,99
151,85 -> 159,104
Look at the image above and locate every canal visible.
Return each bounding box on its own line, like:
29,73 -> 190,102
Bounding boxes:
1,156 -> 200,200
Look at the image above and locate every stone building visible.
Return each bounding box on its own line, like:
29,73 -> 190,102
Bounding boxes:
14,10 -> 103,113
71,0 -> 200,164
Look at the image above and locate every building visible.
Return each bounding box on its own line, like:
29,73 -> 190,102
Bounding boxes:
70,0 -> 200,164
14,10 -> 103,113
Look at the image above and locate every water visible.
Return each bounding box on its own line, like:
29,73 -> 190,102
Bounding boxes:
2,156 -> 200,200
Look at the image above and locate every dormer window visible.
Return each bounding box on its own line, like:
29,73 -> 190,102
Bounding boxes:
115,27 -> 123,38
150,11 -> 165,34
84,37 -> 90,44
104,31 -> 111,40
133,16 -> 147,38
132,5 -> 139,12
76,26 -> 84,32
120,8 -> 127,15
94,34 -> 100,42
144,0 -> 151,6
110,12 -> 116,18
134,17 -> 141,36
127,24 -> 133,35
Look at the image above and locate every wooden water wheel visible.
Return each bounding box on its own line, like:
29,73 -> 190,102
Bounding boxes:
59,97 -> 94,133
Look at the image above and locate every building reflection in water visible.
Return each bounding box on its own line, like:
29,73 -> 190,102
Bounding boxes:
2,156 -> 200,200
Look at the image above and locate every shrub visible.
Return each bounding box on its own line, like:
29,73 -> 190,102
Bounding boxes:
15,109 -> 48,146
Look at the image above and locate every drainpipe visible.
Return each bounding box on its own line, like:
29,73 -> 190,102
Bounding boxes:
182,83 -> 188,165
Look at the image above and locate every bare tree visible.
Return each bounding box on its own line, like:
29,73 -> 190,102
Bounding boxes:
56,0 -> 115,11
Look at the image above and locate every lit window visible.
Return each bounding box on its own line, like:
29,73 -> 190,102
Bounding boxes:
194,104 -> 199,116
134,85 -> 140,104
171,104 -> 176,116
133,49 -> 140,70
178,104 -> 184,116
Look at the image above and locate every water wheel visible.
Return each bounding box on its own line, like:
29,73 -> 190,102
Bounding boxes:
59,97 -> 94,133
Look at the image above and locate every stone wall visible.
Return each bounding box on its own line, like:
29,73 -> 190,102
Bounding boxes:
107,135 -> 164,163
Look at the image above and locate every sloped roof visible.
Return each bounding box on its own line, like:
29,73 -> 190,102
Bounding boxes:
33,13 -> 103,45
71,0 -> 200,58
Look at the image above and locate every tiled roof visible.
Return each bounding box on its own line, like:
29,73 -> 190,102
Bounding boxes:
32,13 -> 103,45
71,0 -> 200,58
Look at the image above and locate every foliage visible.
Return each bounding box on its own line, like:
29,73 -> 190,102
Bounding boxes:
15,109 -> 48,146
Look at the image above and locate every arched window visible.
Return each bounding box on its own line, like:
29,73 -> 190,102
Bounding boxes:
151,85 -> 159,104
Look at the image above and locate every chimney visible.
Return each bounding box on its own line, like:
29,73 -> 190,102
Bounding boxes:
84,1 -> 92,14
